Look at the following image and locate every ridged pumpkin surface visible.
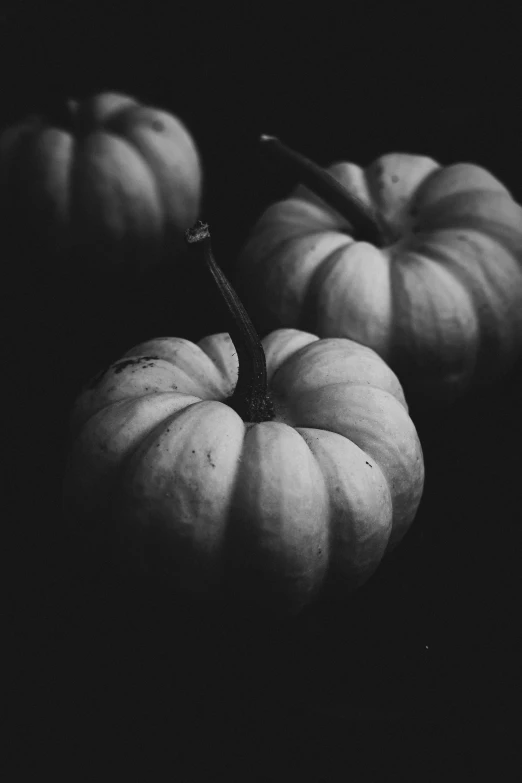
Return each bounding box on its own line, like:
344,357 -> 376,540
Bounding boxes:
237,154 -> 522,400
64,328 -> 424,612
0,91 -> 202,269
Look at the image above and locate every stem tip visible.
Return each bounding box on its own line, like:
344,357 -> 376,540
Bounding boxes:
185,220 -> 210,244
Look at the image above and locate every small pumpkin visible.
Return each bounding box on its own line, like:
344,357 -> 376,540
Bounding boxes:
0,91 -> 202,275
236,136 -> 522,402
63,221 -> 424,613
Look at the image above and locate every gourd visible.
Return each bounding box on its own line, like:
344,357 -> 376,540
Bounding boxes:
0,91 -> 202,277
236,136 -> 522,402
63,221 -> 424,613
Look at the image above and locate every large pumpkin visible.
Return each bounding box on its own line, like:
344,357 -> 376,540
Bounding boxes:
236,137 -> 522,402
63,222 -> 424,613
0,91 -> 202,275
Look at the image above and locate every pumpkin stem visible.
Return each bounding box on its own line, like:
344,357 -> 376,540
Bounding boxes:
260,134 -> 383,246
185,221 -> 275,423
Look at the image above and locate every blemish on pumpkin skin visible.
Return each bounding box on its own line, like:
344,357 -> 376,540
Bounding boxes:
112,356 -> 161,375
366,461 -> 372,468
207,451 -> 216,468
152,120 -> 164,132
391,175 -> 399,184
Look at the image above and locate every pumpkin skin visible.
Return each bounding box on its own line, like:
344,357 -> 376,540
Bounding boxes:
63,327 -> 424,613
0,91 -> 202,274
237,153 -> 522,402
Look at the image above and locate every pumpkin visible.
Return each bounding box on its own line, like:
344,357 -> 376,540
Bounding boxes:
236,136 -> 522,402
63,221 -> 424,613
0,91 -> 202,276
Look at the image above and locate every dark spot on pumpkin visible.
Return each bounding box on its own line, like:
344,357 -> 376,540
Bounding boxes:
366,461 -> 372,468
207,451 -> 216,468
152,120 -> 164,132
192,450 -> 196,454
318,548 -> 322,555
391,175 -> 399,183
112,356 -> 160,374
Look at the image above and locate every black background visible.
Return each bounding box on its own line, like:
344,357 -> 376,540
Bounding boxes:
5,2 -> 521,777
